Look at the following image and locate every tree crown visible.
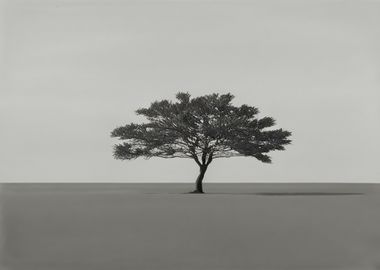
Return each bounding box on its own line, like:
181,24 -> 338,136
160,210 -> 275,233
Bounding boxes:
111,92 -> 291,166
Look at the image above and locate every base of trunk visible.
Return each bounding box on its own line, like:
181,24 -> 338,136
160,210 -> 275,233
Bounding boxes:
189,190 -> 204,194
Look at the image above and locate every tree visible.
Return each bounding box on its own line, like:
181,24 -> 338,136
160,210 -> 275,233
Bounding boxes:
111,92 -> 292,193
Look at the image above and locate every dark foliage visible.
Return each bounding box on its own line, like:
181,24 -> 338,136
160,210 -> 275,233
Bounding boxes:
111,92 -> 291,167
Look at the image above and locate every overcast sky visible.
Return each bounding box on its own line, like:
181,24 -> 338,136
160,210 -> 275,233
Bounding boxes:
1,0 -> 379,182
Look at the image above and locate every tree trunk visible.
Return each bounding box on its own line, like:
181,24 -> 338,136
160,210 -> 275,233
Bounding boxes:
192,165 -> 208,193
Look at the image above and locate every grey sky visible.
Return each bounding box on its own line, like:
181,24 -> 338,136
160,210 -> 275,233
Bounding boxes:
1,0 -> 379,182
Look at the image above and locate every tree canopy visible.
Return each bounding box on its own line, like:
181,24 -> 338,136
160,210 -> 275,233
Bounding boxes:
111,92 -> 291,167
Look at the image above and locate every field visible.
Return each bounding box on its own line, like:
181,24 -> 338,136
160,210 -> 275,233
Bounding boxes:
1,183 -> 380,270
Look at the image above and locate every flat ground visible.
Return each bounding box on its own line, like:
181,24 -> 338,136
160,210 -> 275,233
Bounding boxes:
1,183 -> 380,270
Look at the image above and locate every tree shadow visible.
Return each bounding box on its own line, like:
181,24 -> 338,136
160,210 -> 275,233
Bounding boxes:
184,192 -> 365,196
253,192 -> 365,196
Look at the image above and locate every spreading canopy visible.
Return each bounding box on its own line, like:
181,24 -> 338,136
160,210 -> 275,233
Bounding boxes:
111,92 -> 291,166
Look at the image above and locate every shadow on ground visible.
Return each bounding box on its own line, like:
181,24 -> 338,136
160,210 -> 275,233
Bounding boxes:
179,192 -> 365,196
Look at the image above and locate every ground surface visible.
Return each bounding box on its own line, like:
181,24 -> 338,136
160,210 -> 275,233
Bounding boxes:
1,183 -> 380,270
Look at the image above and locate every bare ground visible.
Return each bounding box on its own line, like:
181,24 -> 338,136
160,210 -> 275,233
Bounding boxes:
1,183 -> 380,270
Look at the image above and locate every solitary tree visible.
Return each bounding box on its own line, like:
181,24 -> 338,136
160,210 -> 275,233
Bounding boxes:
111,92 -> 291,193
